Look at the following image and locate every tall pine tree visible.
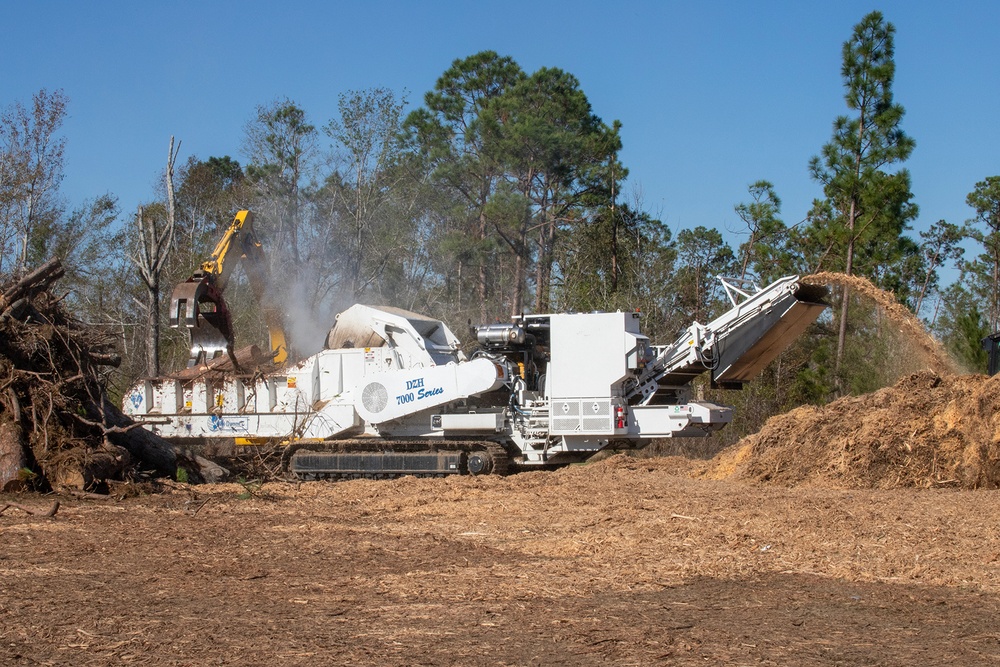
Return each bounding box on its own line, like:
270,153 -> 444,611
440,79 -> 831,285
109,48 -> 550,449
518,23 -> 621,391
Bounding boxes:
808,11 -> 916,369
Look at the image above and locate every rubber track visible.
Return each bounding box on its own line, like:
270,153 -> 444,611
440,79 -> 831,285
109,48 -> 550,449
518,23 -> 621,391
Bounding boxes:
283,439 -> 513,480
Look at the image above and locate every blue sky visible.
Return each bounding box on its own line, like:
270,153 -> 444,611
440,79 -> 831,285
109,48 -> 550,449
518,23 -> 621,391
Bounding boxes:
3,1 -> 998,274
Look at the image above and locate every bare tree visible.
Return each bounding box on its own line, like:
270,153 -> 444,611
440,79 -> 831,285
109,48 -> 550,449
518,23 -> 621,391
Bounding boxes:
0,89 -> 68,275
323,88 -> 411,299
132,137 -> 179,377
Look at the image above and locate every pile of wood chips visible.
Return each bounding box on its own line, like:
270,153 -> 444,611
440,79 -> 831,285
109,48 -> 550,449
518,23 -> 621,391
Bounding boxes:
703,371 -> 1000,489
0,258 -> 177,492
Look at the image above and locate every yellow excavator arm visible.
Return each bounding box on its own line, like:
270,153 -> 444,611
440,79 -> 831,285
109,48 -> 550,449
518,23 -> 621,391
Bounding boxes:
199,210 -> 250,286
169,210 -> 289,367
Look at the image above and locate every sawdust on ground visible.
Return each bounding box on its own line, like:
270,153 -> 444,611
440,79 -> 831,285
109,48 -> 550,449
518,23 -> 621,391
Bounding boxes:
3,462 -> 1000,666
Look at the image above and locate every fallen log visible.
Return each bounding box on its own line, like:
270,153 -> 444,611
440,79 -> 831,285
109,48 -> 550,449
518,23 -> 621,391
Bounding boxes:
88,394 -> 178,478
46,443 -> 132,492
171,344 -> 269,380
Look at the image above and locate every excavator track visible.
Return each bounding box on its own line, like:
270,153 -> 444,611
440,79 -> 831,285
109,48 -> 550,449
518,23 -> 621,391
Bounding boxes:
284,439 -> 512,481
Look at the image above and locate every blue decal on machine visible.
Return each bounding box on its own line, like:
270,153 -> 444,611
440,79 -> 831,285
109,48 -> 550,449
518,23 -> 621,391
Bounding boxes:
417,386 -> 444,400
209,415 -> 249,433
396,377 -> 444,405
129,392 -> 143,409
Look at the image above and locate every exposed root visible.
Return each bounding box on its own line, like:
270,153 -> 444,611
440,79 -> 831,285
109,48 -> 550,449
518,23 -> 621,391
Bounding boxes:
0,500 -> 60,517
0,258 -> 179,491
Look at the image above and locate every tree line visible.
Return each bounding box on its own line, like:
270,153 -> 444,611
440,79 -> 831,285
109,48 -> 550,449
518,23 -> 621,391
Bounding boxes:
1,11 -> 997,431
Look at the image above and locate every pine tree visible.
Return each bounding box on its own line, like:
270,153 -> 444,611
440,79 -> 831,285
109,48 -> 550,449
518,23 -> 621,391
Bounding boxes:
808,11 -> 916,369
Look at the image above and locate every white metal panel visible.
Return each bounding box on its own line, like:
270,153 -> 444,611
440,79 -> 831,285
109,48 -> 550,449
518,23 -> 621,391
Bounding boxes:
354,357 -> 504,424
629,403 -> 732,438
301,402 -> 359,439
549,398 -> 614,435
549,312 -> 636,399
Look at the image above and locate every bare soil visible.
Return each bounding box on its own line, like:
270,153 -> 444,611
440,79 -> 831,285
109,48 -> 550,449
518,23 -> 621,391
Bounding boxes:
4,457 -> 1000,666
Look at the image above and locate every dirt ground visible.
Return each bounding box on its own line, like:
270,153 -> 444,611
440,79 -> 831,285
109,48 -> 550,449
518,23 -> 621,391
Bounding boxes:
3,455 -> 1000,666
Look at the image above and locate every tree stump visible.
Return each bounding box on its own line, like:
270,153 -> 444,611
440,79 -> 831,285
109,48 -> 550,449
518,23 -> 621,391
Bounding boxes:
0,418 -> 26,490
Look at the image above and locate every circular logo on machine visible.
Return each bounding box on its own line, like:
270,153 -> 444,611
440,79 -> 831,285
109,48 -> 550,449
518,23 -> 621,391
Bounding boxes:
361,382 -> 389,413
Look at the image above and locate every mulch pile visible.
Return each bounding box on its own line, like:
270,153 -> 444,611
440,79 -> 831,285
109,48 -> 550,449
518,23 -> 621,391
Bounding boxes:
703,371 -> 1000,489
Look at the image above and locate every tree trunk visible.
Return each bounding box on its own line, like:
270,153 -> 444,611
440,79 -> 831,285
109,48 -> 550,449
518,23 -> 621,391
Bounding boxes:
478,208 -> 489,322
146,281 -> 160,377
836,197 -> 858,371
0,418 -> 26,490
534,211 -> 556,313
45,443 -> 132,492
89,394 -> 178,478
611,207 -> 620,292
512,250 -> 525,316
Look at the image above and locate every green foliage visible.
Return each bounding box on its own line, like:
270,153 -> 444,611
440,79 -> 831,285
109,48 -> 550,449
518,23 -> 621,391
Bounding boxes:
244,97 -> 319,272
810,16 -> 915,215
175,155 -> 247,233
735,180 -> 788,282
671,226 -> 737,323
401,51 -> 526,321
963,176 -> 1000,331
966,176 -> 1000,226
935,283 -> 989,372
402,52 -> 624,318
555,204 -> 676,339
805,10 -> 918,373
949,304 -> 989,372
320,88 -> 412,301
907,219 -> 965,316
481,66 -> 624,313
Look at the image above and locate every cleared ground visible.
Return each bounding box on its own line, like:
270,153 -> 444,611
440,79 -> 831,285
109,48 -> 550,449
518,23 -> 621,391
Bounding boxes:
3,456 -> 999,666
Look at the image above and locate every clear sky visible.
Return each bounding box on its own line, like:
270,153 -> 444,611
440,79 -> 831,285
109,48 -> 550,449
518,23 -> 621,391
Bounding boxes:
3,1 -> 998,271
